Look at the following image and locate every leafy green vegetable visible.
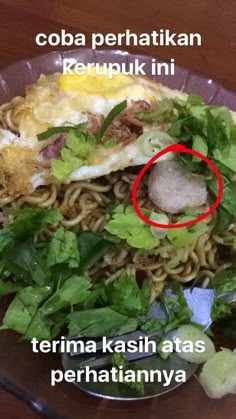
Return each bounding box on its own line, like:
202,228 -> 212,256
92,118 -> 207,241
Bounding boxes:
208,170 -> 236,219
78,231 -> 118,272
25,311 -> 52,341
212,269 -> 236,296
49,311 -> 68,339
0,208 -> 62,252
214,144 -> 236,173
192,135 -> 208,161
52,125 -> 97,180
97,100 -> 127,139
112,352 -> 144,394
0,279 -> 22,297
0,228 -> 15,253
1,206 -> 157,341
51,154 -> 83,181
66,130 -> 97,159
178,102 -> 236,226
161,283 -> 192,332
141,94 -> 236,230
37,123 -> 87,141
112,352 -> 128,368
0,286 -> 50,339
41,275 -> 91,315
211,300 -> 232,322
167,216 -> 208,247
68,307 -> 138,337
186,93 -> 204,106
5,239 -> 49,286
105,205 -> 160,249
67,275 -> 191,339
214,206 -> 233,234
103,138 -> 115,148
67,269 -> 151,337
47,227 -> 80,268
138,98 -> 174,122
140,318 -> 165,333
210,270 -> 236,322
205,107 -> 233,153
107,270 -> 151,317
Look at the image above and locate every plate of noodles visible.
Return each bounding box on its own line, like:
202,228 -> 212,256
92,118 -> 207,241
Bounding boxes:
0,49 -> 235,412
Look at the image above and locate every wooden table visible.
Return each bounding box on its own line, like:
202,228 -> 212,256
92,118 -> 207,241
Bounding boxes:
0,0 -> 235,418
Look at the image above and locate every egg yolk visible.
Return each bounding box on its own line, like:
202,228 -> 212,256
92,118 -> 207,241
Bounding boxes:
56,66 -> 135,97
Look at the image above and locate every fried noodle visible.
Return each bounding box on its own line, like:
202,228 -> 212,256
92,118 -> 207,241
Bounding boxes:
0,98 -> 235,299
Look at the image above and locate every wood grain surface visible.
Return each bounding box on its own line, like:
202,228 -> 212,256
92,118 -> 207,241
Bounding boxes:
0,0 -> 235,418
0,389 -> 39,418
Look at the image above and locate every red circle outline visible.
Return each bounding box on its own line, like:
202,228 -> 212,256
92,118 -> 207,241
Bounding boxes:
131,144 -> 223,229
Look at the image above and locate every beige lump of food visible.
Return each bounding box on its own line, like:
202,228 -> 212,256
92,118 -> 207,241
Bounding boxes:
148,160 -> 208,214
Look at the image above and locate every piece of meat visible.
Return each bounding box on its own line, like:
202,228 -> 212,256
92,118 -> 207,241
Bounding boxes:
148,160 -> 207,214
102,100 -> 152,145
120,99 -> 152,128
40,134 -> 67,160
103,119 -> 137,145
86,112 -> 104,135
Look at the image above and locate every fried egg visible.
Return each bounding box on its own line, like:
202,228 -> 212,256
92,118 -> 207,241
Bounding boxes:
1,69 -> 187,196
13,68 -> 184,138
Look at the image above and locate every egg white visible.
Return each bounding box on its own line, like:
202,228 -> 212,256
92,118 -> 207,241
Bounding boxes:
0,129 -> 36,149
69,142 -> 173,182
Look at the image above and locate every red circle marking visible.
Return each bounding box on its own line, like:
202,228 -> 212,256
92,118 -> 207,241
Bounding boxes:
131,144 -> 223,229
